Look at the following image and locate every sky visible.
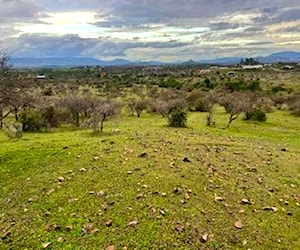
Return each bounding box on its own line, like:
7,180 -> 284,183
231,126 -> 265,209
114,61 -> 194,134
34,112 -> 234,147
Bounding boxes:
0,0 -> 299,62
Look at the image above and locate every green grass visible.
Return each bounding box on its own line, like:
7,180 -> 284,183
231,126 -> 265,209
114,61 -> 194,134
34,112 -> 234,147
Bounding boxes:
0,111 -> 300,249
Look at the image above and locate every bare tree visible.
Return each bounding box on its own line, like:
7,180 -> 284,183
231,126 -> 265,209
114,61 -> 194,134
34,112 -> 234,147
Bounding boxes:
88,98 -> 121,132
127,98 -> 149,117
218,91 -> 256,128
58,96 -> 90,127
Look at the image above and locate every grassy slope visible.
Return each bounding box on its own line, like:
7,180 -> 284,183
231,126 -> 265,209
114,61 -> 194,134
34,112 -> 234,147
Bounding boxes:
0,111 -> 299,249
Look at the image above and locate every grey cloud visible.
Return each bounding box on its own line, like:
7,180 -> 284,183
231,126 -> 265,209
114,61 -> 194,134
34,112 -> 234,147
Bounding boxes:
210,22 -> 240,31
0,0 -> 47,23
9,34 -> 189,58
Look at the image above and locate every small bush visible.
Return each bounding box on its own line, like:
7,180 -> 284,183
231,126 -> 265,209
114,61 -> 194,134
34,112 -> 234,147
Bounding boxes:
20,110 -> 43,131
168,108 -> 187,127
244,109 -> 267,122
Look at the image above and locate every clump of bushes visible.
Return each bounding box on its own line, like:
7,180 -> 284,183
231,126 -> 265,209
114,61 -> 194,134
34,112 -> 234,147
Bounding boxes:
19,109 -> 44,132
168,107 -> 187,127
244,109 -> 267,122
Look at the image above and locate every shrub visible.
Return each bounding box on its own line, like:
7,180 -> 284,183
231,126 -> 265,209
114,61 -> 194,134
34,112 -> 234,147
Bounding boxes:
19,109 -> 43,131
168,108 -> 187,127
244,109 -> 267,122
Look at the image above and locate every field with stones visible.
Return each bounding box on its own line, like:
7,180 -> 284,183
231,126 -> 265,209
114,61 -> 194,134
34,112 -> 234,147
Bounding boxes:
1,109 -> 299,249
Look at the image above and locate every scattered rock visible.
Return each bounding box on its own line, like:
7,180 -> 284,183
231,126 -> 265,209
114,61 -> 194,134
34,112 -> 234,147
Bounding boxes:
263,206 -> 278,212
66,225 -> 73,232
139,152 -> 148,158
281,148 -> 287,152
42,242 -> 52,249
82,223 -> 94,234
173,187 -> 182,195
182,157 -> 191,163
1,231 -> 11,240
201,233 -> 210,242
231,235 -> 240,243
184,193 -> 190,200
128,220 -> 138,228
136,193 -> 144,199
214,196 -> 224,202
93,156 -> 100,161
57,237 -> 63,242
105,219 -> 112,227
107,246 -> 115,250
234,220 -> 243,229
257,177 -> 263,184
241,199 -> 251,205
58,176 -> 64,182
175,224 -> 184,233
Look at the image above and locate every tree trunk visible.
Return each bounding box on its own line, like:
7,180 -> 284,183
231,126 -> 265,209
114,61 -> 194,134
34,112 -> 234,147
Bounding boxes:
0,111 -> 3,129
100,115 -> 106,132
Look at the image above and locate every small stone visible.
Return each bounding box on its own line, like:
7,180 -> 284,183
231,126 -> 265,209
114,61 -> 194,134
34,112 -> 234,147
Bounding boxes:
263,206 -> 278,212
57,237 -> 63,242
28,198 -> 33,202
42,242 -> 52,248
89,191 -> 95,195
182,157 -> 191,162
160,210 -> 165,215
107,246 -> 115,250
58,176 -> 64,182
127,171 -> 133,175
161,192 -> 167,197
281,148 -> 287,152
139,152 -> 148,158
231,235 -> 240,243
214,196 -> 224,202
201,233 -> 209,242
234,220 -> 243,229
175,224 -> 184,233
93,156 -> 100,161
1,231 -> 11,240
242,199 -> 251,205
105,219 -> 112,227
173,187 -> 182,195
97,190 -> 105,197
80,168 -> 86,172
128,220 -> 138,228
66,225 -> 73,232
184,193 -> 190,200
242,240 -> 247,246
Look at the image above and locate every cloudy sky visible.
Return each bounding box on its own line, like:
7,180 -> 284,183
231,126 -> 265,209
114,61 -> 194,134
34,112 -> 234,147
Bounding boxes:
0,0 -> 299,62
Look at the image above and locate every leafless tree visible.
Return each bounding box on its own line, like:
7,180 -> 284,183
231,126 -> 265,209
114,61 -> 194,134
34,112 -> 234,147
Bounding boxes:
218,91 -> 257,128
88,98 -> 121,132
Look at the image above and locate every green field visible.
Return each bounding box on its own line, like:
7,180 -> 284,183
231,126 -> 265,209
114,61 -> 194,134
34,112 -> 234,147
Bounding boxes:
1,110 -> 300,249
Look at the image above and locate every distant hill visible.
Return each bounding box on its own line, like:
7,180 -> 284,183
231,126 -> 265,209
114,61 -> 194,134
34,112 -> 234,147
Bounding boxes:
257,51 -> 300,63
10,51 -> 300,68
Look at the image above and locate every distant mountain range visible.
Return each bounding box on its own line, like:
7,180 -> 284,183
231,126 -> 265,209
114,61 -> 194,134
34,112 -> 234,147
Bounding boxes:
10,51 -> 300,68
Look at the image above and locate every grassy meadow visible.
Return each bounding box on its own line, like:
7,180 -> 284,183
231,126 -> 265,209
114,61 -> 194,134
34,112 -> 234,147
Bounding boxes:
0,110 -> 300,249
